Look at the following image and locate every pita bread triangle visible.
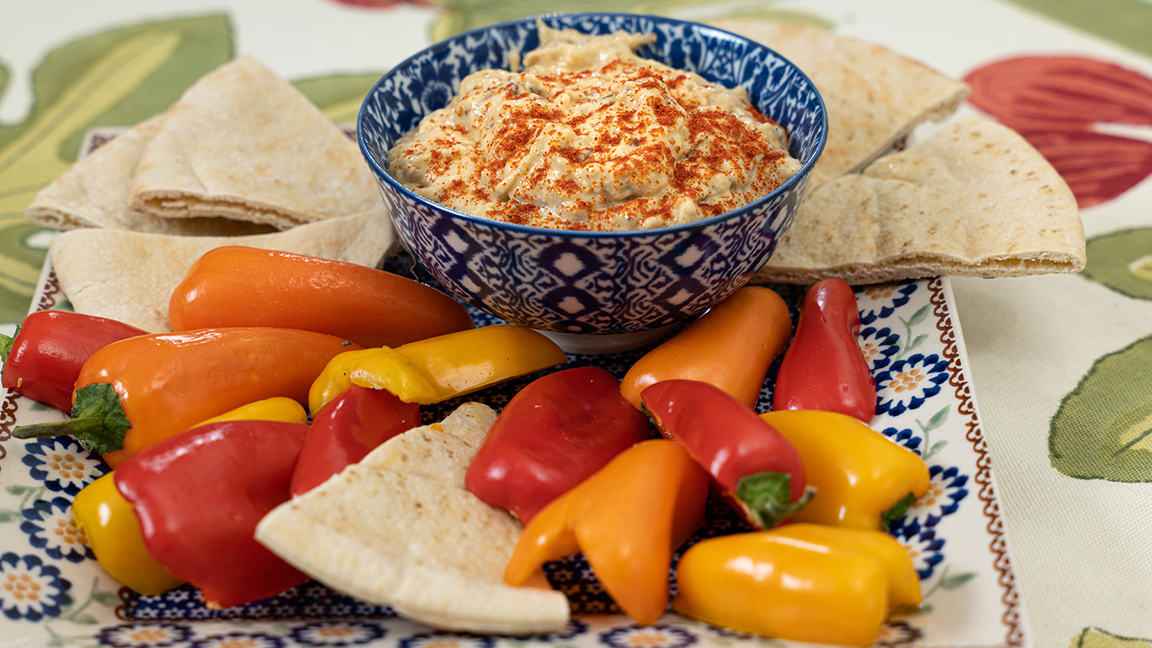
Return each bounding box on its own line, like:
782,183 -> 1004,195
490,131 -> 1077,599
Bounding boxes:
255,403 -> 571,635
26,116 -> 274,236
128,56 -> 382,229
754,115 -> 1086,285
712,19 -> 970,189
50,206 -> 396,333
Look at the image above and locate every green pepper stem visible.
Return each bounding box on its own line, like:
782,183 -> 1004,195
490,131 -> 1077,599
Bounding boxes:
735,471 -> 816,529
12,383 -> 131,455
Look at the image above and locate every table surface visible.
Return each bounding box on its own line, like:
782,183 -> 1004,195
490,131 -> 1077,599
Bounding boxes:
2,1 -> 1151,647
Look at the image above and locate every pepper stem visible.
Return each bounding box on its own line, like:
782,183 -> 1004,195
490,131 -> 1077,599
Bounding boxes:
881,492 -> 918,531
0,328 -> 15,361
12,383 -> 130,455
735,471 -> 816,529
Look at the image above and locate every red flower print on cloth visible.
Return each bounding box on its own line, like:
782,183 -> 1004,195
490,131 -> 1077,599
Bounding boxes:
964,56 -> 1152,208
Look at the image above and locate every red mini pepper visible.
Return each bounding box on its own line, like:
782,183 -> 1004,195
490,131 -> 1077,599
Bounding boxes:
772,278 -> 877,422
0,310 -> 145,413
114,419 -> 311,609
465,367 -> 652,523
642,380 -> 813,529
290,385 -> 420,497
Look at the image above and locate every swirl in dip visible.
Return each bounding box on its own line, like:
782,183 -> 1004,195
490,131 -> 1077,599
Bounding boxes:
386,23 -> 802,231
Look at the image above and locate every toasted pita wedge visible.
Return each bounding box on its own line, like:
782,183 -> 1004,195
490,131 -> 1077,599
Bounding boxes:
128,56 -> 382,229
50,207 -> 396,333
255,403 -> 571,635
712,20 -> 969,188
25,117 -> 273,236
753,116 -> 1086,285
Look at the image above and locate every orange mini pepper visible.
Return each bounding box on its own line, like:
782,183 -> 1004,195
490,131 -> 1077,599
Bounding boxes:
14,327 -> 360,467
621,286 -> 792,409
169,246 -> 475,348
759,409 -> 930,531
504,439 -> 709,626
673,523 -> 921,646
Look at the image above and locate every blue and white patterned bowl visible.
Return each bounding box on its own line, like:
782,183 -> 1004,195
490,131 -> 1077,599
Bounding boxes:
359,12 -> 826,350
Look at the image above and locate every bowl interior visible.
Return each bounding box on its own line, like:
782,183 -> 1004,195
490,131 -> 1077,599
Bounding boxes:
359,12 -> 827,213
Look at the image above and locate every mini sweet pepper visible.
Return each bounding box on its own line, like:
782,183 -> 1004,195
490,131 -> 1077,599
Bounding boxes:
465,366 -> 651,523
504,439 -> 708,626
642,380 -> 813,529
114,419 -> 311,609
759,409 -> 930,530
308,324 -> 568,412
290,384 -> 420,497
71,472 -> 184,596
672,523 -> 921,646
0,310 -> 145,413
772,278 -> 877,421
13,327 -> 358,467
621,286 -> 792,409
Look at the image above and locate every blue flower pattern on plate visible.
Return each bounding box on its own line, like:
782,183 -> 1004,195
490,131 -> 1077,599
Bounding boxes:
21,437 -> 104,496
97,622 -> 195,648
859,283 -> 918,326
0,552 -> 71,621
874,353 -> 950,416
599,625 -> 698,648
20,495 -> 93,562
289,621 -> 388,646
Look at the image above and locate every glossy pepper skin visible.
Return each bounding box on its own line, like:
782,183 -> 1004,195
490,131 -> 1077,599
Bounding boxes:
114,419 -> 311,609
504,439 -> 709,626
290,385 -> 420,497
772,278 -> 877,422
621,286 -> 792,409
465,367 -> 651,523
169,246 -> 475,348
642,380 -> 812,529
13,327 -> 360,467
0,310 -> 145,413
71,472 -> 184,596
760,409 -> 930,530
309,325 -> 568,412
196,396 -> 309,427
672,523 -> 921,647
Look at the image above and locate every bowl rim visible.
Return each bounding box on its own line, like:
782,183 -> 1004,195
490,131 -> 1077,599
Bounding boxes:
358,11 -> 828,240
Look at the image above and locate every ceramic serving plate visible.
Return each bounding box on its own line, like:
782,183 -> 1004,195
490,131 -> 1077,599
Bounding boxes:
0,245 -> 1028,648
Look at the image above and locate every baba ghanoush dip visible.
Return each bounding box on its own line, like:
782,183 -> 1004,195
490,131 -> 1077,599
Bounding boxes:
386,22 -> 802,231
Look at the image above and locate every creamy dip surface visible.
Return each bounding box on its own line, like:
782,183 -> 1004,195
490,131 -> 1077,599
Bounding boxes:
387,23 -> 802,231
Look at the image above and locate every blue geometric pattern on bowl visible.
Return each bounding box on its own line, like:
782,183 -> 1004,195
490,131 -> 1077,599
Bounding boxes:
359,12 -> 827,335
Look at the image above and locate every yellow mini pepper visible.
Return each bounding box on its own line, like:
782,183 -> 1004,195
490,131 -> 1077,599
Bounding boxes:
309,325 -> 568,413
196,396 -> 308,426
71,473 -> 184,596
759,410 -> 930,530
504,439 -> 709,626
672,523 -> 921,647
70,398 -> 309,597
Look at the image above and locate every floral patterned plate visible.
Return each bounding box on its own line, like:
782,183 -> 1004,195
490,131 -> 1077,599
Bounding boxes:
0,242 -> 1027,647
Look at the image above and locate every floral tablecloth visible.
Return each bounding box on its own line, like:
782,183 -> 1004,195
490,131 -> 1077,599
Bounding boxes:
2,1 -> 1151,647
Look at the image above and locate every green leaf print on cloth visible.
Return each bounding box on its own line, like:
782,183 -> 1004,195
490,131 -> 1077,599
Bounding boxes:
1075,627 -> 1152,648
0,15 -> 234,322
1050,335 -> 1152,482
0,15 -> 383,325
1080,228 -> 1152,301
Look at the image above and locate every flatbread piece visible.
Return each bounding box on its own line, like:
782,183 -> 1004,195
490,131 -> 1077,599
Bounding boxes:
754,116 -> 1086,285
128,56 -> 382,229
255,403 -> 571,635
712,19 -> 970,188
26,116 -> 273,236
50,207 -> 396,333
